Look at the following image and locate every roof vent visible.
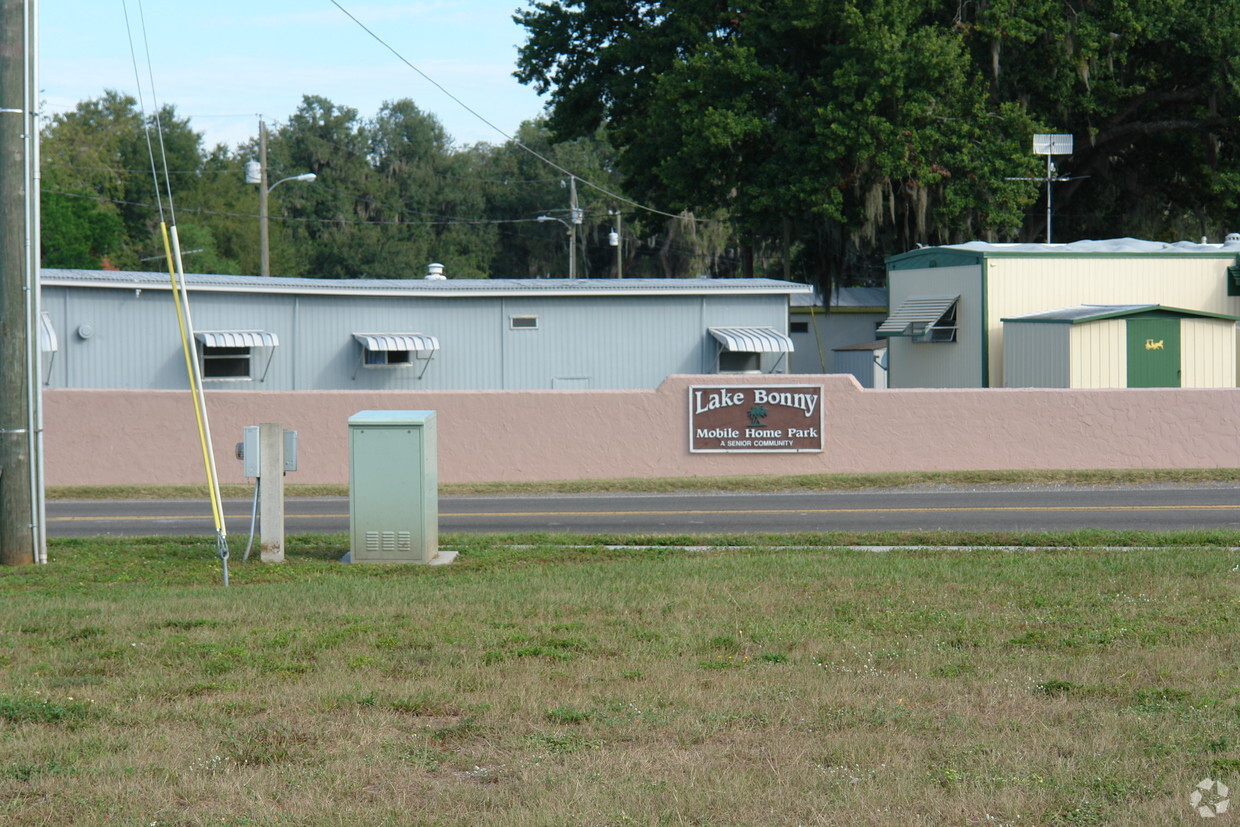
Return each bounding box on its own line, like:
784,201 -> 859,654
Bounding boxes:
1226,233 -> 1240,244
425,262 -> 447,280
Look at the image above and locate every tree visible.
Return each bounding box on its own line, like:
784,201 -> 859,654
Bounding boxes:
515,1 -> 1240,287
962,0 -> 1240,242
41,91 -> 214,269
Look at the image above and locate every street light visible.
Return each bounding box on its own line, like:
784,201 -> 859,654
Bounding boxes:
246,120 -> 316,277
536,215 -> 576,279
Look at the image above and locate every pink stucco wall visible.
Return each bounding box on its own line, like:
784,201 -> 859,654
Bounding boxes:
42,375 -> 1240,486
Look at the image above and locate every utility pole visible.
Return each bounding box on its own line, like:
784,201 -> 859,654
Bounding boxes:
609,209 -> 623,279
0,0 -> 35,566
568,177 -> 581,279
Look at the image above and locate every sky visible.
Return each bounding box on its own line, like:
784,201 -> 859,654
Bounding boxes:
39,0 -> 549,152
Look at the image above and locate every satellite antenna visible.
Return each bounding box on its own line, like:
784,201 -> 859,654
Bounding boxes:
1006,133 -> 1080,243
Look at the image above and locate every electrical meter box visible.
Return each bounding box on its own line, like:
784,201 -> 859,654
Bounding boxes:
348,410 -> 438,563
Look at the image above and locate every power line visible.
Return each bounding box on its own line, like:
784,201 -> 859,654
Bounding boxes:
329,0 -> 710,224
42,187 -> 736,264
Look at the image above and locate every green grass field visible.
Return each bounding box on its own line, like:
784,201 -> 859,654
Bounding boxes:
1,533 -> 1237,825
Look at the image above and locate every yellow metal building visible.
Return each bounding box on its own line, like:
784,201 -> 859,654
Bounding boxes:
881,238 -> 1240,387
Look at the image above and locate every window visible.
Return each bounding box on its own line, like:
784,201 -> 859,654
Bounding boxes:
790,320 -> 810,334
195,331 -> 279,382
877,295 -> 959,343
510,315 -> 539,329
921,301 -> 957,343
364,348 -> 412,366
202,346 -> 252,379
352,333 -> 439,379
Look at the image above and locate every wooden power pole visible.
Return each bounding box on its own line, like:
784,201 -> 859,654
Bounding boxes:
0,0 -> 35,566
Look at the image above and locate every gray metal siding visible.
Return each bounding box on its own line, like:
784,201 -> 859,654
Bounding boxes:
789,311 -> 884,374
499,296 -> 707,389
702,296 -> 792,374
833,348 -> 886,388
1002,322 -> 1070,387
42,283 -> 795,391
294,294 -> 504,391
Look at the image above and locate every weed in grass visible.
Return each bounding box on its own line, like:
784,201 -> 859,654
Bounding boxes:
1210,757 -> 1240,774
1087,774 -> 1155,804
527,732 -> 601,755
186,754 -> 239,775
158,618 -> 220,631
223,725 -> 314,766
429,715 -> 487,745
0,760 -> 74,781
930,660 -> 975,678
544,706 -> 590,725
382,738 -> 448,771
387,692 -> 461,717
1035,679 -> 1077,697
699,653 -> 749,669
1130,687 -> 1191,713
0,695 -> 94,724
1047,799 -> 1108,825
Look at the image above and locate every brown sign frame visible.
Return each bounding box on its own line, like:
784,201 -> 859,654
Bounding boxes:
689,384 -> 824,453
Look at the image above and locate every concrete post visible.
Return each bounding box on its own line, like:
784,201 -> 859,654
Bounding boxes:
258,421 -> 284,562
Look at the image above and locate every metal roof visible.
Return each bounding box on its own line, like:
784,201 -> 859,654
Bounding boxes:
353,333 -> 440,352
877,295 -> 959,336
1002,304 -> 1240,324
195,331 -> 280,348
708,327 -> 795,353
42,269 -> 812,298
790,286 -> 887,310
889,238 -> 1240,267
945,238 -> 1240,255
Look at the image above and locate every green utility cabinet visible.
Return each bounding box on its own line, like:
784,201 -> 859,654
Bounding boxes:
348,410 -> 438,563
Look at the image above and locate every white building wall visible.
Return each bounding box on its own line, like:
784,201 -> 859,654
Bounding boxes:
1069,320 -> 1127,388
886,265 -> 984,388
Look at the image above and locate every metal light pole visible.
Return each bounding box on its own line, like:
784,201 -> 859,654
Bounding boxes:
536,215 -> 575,279
246,120 -> 315,277
1006,133 -> 1075,244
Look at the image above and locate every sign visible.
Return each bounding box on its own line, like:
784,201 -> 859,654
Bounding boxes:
689,385 -> 824,453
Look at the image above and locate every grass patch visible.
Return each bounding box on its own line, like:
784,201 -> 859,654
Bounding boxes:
45,465 -> 1240,499
0,533 -> 1235,823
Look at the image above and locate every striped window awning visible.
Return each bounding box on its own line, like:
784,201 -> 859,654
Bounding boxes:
708,326 -> 795,353
195,331 -> 280,348
39,311 -> 58,353
352,333 -> 440,352
877,295 -> 959,337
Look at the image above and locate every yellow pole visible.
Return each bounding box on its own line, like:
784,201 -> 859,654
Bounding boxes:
160,222 -> 227,542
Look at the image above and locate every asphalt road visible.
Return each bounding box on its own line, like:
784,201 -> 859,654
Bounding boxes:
45,484 -> 1240,537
